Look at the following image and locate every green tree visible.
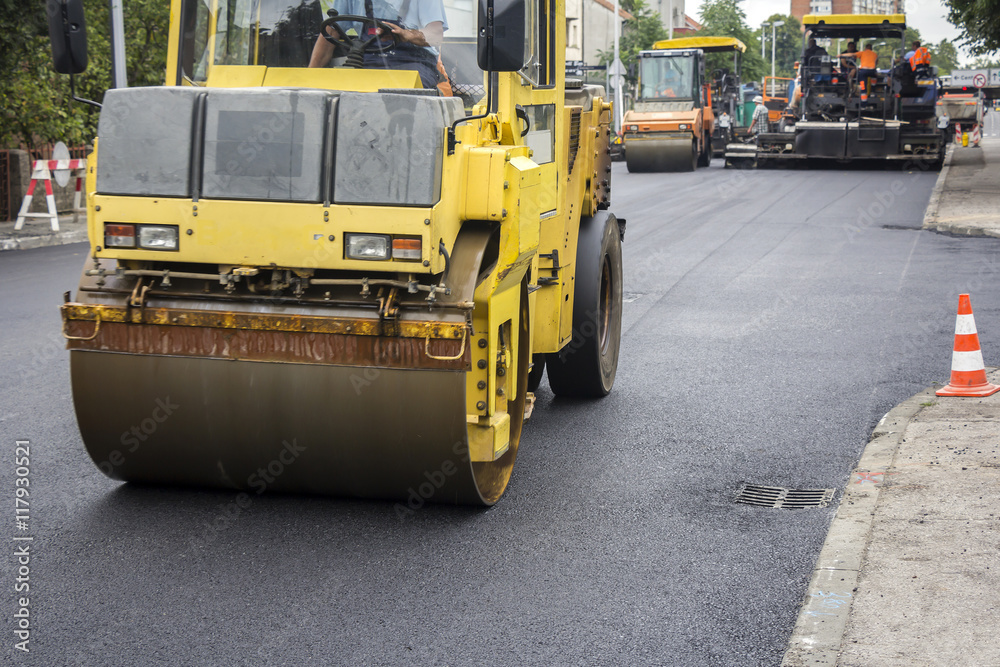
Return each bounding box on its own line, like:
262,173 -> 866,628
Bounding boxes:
945,0 -> 1000,56
697,0 -> 765,82
0,0 -> 168,150
932,39 -> 961,75
971,57 -> 1000,68
757,13 -> 802,79
596,0 -> 668,79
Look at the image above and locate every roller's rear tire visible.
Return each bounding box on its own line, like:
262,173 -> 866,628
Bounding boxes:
697,134 -> 712,167
547,211 -> 623,398
527,355 -> 545,392
686,138 -> 698,171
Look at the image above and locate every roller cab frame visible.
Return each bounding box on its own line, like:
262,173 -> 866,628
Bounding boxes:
623,41 -> 716,172
50,0 -> 622,505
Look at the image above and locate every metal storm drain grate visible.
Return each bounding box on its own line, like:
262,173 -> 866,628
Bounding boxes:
735,484 -> 835,509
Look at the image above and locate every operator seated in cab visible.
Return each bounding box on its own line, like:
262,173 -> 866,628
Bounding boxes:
308,0 -> 447,90
905,40 -> 932,75
838,40 -> 858,81
655,61 -> 683,98
801,37 -> 829,77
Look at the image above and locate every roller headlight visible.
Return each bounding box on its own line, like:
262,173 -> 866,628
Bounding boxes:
345,234 -> 391,261
137,225 -> 179,250
104,223 -> 178,251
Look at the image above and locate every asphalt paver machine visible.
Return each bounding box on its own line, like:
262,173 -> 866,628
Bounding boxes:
752,14 -> 945,167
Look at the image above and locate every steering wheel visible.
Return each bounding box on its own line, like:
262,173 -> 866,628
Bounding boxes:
320,11 -> 403,68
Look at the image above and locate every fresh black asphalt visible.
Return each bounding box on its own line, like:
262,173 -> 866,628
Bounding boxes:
2,161 -> 999,665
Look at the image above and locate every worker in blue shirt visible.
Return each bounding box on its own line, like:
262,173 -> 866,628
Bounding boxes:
309,0 -> 448,89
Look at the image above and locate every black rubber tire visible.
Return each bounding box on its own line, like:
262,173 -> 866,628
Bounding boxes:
697,133 -> 712,167
527,354 -> 545,392
547,211 -> 623,398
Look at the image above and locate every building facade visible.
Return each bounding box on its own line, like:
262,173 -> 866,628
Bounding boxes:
565,0 -> 698,67
565,0 -> 631,66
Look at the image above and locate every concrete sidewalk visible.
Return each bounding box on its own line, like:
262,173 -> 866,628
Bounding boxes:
786,138 -> 1000,666
783,373 -> 1000,666
924,137 -> 1000,237
0,214 -> 88,251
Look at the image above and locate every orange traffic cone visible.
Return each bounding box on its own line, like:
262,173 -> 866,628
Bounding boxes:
937,294 -> 1000,397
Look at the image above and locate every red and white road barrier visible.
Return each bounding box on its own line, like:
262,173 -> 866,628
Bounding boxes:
936,294 -> 1000,397
971,123 -> 982,147
14,159 -> 86,232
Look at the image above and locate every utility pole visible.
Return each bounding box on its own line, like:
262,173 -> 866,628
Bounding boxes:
108,0 -> 127,88
761,23 -> 769,61
771,20 -> 785,79
613,0 -> 623,135
668,0 -> 673,39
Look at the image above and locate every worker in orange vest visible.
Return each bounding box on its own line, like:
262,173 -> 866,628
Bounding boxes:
436,55 -> 452,97
908,41 -> 931,70
844,42 -> 879,100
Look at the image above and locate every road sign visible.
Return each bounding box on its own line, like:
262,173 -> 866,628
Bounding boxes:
973,72 -> 987,88
52,142 -> 71,188
951,69 -> 988,87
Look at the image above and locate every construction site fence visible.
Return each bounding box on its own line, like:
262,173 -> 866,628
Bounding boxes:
1,145 -> 91,223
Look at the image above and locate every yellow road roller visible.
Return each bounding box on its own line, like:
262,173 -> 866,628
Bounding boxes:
50,0 -> 622,505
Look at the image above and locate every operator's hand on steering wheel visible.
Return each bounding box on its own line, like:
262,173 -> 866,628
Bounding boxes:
321,14 -> 402,53
381,23 -> 427,47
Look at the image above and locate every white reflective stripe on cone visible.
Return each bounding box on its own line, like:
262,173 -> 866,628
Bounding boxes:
951,349 -> 986,372
955,314 -> 978,335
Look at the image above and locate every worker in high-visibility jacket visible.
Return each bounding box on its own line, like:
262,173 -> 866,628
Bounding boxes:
907,41 -> 931,71
844,43 -> 879,101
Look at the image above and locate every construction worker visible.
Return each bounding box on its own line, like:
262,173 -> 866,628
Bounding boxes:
844,42 -> 878,100
749,95 -> 769,136
717,109 -> 732,144
802,38 -> 828,70
436,55 -> 452,96
658,62 -> 682,97
907,40 -> 931,72
839,41 -> 858,80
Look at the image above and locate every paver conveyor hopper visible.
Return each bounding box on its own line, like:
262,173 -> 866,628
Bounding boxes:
49,0 -> 622,505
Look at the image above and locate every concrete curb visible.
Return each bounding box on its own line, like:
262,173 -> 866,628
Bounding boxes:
921,143 -> 954,231
0,228 -> 88,252
0,215 -> 89,252
781,386 -> 937,667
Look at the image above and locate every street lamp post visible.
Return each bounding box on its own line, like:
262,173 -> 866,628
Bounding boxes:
771,20 -> 785,79
761,22 -> 769,60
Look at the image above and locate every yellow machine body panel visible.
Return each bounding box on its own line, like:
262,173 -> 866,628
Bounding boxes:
802,13 -> 906,29
652,36 -> 746,53
62,0 -> 620,505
